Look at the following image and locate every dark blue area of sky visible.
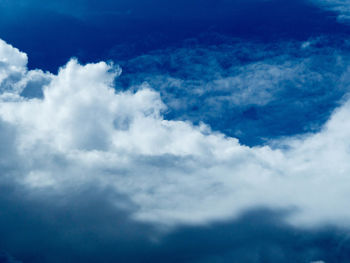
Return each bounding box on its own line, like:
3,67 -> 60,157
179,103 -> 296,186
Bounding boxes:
0,0 -> 349,72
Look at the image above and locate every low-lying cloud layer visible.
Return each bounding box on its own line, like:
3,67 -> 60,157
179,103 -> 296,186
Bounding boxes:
1,38 -> 350,229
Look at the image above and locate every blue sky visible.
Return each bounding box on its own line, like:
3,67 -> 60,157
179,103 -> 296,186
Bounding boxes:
1,0 -> 350,262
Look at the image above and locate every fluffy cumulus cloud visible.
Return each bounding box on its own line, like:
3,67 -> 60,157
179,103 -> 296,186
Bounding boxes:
0,39 -> 52,97
1,38 -> 350,230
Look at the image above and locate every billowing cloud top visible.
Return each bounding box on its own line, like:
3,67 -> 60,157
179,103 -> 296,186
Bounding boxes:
1,38 -> 350,229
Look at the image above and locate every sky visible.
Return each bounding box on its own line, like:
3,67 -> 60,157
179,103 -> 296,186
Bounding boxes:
2,0 -> 350,262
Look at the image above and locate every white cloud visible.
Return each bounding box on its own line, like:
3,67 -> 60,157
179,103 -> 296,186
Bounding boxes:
0,39 -> 53,97
1,38 -> 350,228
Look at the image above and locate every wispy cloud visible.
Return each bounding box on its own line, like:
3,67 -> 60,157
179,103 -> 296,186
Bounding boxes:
115,37 -> 350,144
310,0 -> 350,21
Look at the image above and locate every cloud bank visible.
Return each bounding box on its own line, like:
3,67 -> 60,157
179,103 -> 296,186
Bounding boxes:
1,38 -> 350,229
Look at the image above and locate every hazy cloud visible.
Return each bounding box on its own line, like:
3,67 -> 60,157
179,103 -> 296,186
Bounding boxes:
310,0 -> 350,21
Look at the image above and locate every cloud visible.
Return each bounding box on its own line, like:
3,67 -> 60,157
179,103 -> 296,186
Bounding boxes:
1,195 -> 348,263
1,37 -> 350,232
0,39 -> 52,97
309,0 -> 350,21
